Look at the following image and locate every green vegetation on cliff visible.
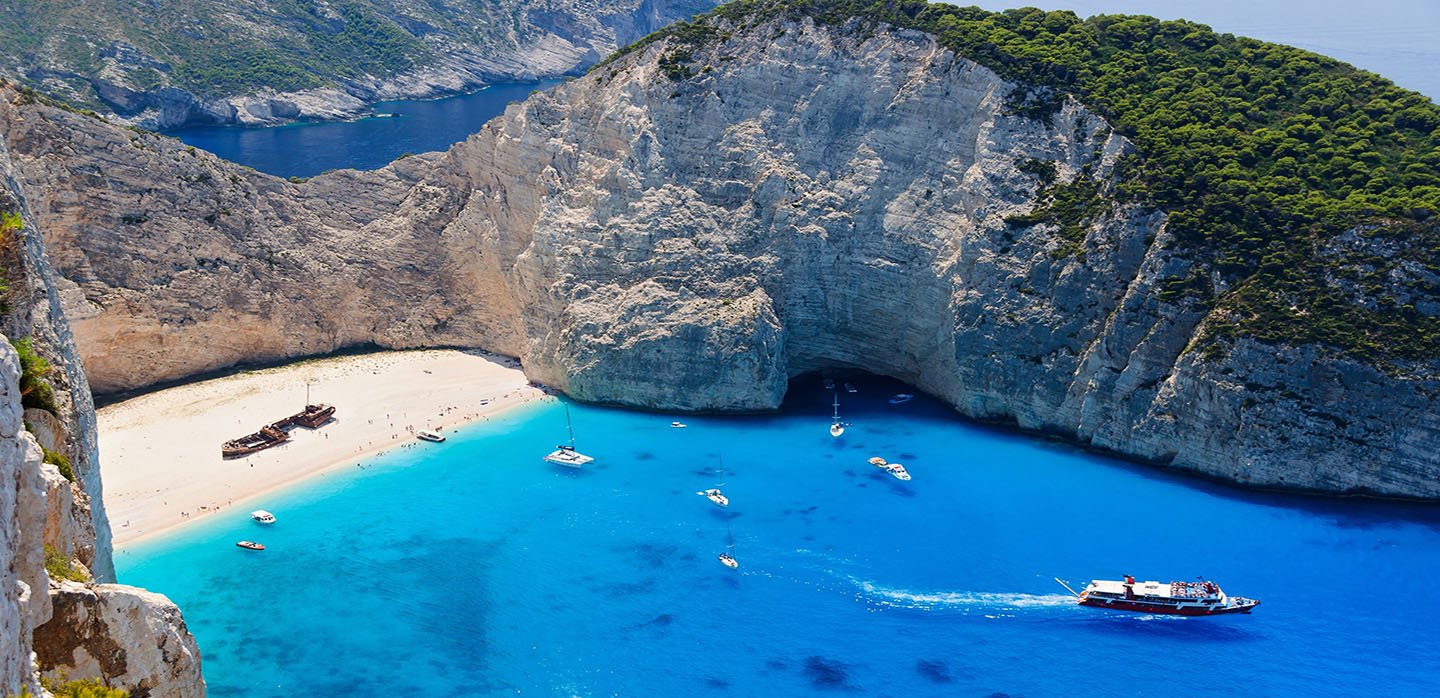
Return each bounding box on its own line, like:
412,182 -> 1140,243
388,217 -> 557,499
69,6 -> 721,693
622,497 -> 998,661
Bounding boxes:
0,0 -> 717,115
618,0 -> 1440,364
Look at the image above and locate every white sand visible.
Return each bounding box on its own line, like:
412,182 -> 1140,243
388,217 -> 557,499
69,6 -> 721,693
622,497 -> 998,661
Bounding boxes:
98,349 -> 544,547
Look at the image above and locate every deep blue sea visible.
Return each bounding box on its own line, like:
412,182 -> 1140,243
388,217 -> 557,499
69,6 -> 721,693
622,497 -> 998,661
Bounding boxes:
167,80 -> 564,178
115,376 -> 1440,697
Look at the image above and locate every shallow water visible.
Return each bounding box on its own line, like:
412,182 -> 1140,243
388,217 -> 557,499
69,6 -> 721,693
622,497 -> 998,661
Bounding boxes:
117,376 -> 1440,697
168,80 -> 564,178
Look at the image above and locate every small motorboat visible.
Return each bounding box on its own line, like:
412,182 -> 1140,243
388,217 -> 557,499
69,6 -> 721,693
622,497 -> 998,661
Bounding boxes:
671,421 -> 687,428
417,429 -> 446,442
888,393 -> 914,405
1057,575 -> 1260,616
844,382 -> 857,393
718,552 -> 739,569
236,541 -> 265,551
250,510 -> 276,524
887,463 -> 912,481
823,378 -> 835,390
867,456 -> 889,468
697,488 -> 730,507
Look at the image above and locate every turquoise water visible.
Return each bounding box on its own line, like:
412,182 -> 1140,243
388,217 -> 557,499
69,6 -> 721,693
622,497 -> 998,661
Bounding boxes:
168,80 -> 564,178
116,376 -> 1440,696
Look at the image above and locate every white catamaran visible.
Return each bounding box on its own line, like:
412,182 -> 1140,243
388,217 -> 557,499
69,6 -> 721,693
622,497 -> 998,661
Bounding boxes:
543,403 -> 594,468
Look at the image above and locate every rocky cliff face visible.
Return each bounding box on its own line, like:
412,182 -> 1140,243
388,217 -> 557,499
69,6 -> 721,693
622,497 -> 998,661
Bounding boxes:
1,122 -> 203,694
2,0 -> 716,129
1,15 -> 1436,506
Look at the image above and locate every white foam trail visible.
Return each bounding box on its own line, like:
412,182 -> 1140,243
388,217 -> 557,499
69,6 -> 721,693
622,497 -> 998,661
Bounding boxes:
852,578 -> 1076,611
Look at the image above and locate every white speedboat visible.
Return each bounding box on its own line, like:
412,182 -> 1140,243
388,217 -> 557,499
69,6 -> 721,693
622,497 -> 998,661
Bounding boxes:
888,393 -> 914,405
250,510 -> 276,524
236,541 -> 265,551
887,463 -> 912,481
417,429 -> 446,442
698,488 -> 730,507
671,421 -> 687,428
544,404 -> 594,468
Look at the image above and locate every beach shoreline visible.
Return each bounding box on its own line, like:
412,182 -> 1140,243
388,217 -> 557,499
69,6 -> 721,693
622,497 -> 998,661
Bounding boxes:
98,349 -> 546,548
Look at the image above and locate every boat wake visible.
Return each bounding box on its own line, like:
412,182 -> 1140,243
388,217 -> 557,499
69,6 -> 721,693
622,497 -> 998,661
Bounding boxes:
850,578 -> 1075,612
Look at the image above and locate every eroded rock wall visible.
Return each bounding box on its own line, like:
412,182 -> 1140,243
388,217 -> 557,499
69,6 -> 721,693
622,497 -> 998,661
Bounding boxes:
1,17 -> 1435,501
2,113 -> 204,695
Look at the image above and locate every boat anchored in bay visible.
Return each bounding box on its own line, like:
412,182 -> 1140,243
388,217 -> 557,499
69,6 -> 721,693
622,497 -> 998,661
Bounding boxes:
697,463 -> 729,507
1056,575 -> 1259,616
829,391 -> 847,438
544,402 -> 594,468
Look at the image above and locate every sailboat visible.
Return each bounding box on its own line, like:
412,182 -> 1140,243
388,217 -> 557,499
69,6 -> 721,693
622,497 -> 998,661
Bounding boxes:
829,391 -> 846,438
543,402 -> 594,468
717,523 -> 738,569
697,462 -> 729,507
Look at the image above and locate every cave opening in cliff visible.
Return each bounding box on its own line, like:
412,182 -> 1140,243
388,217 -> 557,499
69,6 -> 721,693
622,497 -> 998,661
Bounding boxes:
781,371 -> 933,420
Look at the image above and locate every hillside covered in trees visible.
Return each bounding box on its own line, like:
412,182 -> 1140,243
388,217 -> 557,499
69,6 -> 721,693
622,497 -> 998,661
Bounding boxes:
618,0 -> 1440,366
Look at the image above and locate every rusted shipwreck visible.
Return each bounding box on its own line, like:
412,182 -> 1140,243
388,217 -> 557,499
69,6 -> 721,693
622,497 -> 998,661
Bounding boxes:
222,404 -> 336,458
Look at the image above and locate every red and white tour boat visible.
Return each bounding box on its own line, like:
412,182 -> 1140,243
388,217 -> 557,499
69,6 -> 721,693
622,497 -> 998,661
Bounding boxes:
1057,575 -> 1259,616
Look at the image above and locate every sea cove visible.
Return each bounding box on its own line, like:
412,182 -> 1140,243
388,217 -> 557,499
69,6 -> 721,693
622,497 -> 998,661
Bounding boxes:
116,380 -> 1440,697
168,80 -> 564,178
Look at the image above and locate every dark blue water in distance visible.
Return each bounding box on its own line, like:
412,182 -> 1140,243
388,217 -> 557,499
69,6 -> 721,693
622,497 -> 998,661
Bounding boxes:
116,376 -> 1440,697
168,80 -> 564,178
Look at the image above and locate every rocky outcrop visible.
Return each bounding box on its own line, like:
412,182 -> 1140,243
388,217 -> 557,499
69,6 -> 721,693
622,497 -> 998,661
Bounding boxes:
0,15 -> 1436,501
0,340 -> 47,697
3,122 -> 203,694
3,0 -> 718,129
34,582 -> 204,698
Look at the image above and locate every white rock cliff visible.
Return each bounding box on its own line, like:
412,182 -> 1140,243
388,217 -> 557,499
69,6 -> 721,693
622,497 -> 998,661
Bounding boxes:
0,14 -> 1434,514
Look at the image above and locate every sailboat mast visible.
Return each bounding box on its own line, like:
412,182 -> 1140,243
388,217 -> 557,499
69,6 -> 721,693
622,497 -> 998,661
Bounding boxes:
832,391 -> 840,420
564,402 -> 576,447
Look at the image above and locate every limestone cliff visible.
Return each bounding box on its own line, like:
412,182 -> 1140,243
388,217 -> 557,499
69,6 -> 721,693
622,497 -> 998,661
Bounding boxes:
2,134 -> 203,694
0,14 -> 1436,504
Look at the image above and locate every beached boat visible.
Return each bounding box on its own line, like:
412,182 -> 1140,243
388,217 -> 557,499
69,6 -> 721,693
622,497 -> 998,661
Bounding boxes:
1057,575 -> 1260,616
544,403 -> 594,468
236,541 -> 265,551
718,524 -> 739,569
222,425 -> 290,458
417,429 -> 446,442
888,393 -> 914,405
830,391 -> 846,438
291,403 -> 335,428
250,510 -> 276,524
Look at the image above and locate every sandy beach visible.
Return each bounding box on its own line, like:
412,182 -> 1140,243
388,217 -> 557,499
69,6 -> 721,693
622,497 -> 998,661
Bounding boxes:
98,349 -> 545,547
